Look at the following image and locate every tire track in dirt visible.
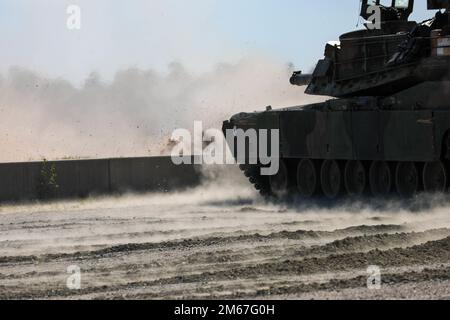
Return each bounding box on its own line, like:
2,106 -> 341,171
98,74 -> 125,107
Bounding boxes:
0,224 -> 406,265
1,236 -> 449,300
1,229 -> 449,299
1,184 -> 450,299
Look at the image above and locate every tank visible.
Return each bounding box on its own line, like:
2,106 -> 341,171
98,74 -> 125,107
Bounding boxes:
222,0 -> 450,199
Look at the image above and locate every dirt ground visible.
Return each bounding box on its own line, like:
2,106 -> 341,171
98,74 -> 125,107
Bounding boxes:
0,168 -> 450,300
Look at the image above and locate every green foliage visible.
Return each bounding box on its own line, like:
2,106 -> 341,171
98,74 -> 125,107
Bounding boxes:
37,159 -> 59,200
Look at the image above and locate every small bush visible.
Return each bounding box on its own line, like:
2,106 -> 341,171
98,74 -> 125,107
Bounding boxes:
37,159 -> 59,200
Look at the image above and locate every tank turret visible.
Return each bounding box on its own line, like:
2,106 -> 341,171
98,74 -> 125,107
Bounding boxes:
292,0 -> 450,97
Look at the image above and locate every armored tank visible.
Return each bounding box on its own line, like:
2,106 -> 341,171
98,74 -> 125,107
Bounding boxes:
223,0 -> 450,199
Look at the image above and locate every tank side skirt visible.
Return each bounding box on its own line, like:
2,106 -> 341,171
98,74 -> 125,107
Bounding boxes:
278,109 -> 445,163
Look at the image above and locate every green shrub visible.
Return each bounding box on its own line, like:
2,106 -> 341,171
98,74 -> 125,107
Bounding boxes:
37,159 -> 59,200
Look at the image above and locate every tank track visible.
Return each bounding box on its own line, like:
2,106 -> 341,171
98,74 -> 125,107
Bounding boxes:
240,158 -> 450,200
239,164 -> 272,198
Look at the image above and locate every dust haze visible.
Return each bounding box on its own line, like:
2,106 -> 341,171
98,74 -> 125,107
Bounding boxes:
0,57 -> 323,163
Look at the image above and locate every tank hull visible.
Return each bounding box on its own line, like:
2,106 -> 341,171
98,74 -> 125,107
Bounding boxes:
223,94 -> 450,198
225,108 -> 450,162
277,109 -> 442,162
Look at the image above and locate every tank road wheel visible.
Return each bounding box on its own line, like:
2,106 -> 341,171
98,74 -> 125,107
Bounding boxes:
239,165 -> 271,198
297,159 -> 320,198
395,162 -> 419,198
344,161 -> 367,196
320,160 -> 343,199
269,159 -> 289,197
423,161 -> 448,193
369,161 -> 392,197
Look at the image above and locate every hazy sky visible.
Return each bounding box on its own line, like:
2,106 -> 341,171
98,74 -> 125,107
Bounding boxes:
0,0 -> 434,84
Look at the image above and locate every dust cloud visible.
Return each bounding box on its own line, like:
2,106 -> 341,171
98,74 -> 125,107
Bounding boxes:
0,56 -> 324,163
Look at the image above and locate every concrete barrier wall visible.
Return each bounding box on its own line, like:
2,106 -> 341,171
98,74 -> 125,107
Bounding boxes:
0,157 -> 202,202
0,162 -> 41,201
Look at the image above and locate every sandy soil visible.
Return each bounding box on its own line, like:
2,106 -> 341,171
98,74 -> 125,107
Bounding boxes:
1,168 -> 450,300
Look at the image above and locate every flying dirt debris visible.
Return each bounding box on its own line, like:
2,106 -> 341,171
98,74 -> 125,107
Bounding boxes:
223,0 -> 450,200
